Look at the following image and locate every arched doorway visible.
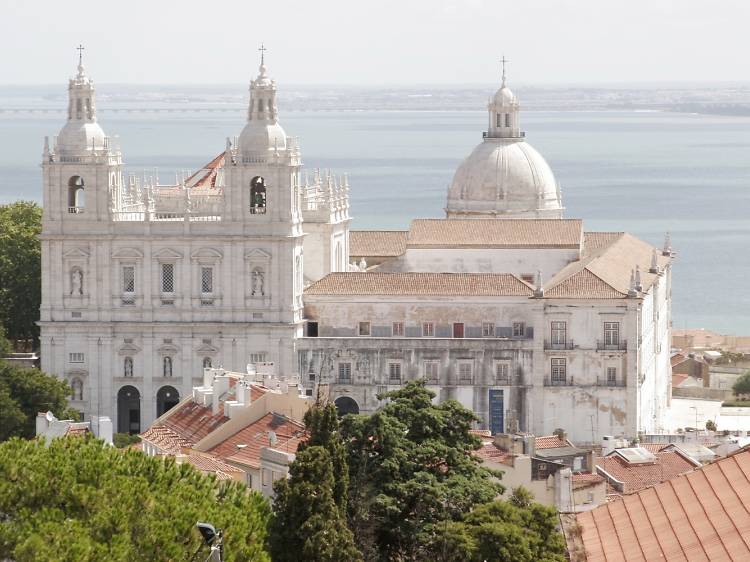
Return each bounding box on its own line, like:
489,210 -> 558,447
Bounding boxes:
157,385 -> 180,418
334,396 -> 359,417
117,385 -> 140,435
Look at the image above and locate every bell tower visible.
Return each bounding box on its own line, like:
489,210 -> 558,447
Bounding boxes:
42,46 -> 122,226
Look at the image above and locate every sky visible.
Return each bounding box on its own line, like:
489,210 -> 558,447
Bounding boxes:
1,0 -> 749,85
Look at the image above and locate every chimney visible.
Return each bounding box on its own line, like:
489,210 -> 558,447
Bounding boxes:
36,411 -> 52,437
533,270 -> 544,298
268,431 -> 278,447
90,416 -> 113,445
524,434 -> 536,458
601,435 -> 615,456
212,376 -> 230,415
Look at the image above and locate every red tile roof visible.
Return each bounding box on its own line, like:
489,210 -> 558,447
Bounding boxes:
536,435 -> 574,449
209,412 -> 306,469
349,231 -> 408,257
469,429 -> 492,438
474,441 -> 513,465
577,447 -> 750,562
638,443 -> 668,454
596,449 -> 699,494
183,452 -> 244,481
572,472 -> 605,490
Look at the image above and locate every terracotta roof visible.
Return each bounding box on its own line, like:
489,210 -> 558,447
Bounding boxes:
536,435 -> 574,449
184,152 -> 225,189
474,441 -> 513,465
149,401 -> 229,448
304,272 -> 534,297
209,412 -> 306,469
672,373 -> 690,387
572,472 -> 605,490
406,219 -> 583,249
64,424 -> 90,437
469,429 -> 492,437
577,447 -> 750,562
350,231 -> 408,257
545,232 -> 670,300
583,232 -> 625,255
140,425 -> 192,455
639,443 -> 668,454
183,452 -> 244,480
596,449 -> 699,494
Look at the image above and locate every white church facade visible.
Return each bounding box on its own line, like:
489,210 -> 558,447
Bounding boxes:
40,52 -> 672,444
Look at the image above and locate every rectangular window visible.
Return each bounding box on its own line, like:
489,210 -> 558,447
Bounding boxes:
122,265 -> 135,293
307,321 -> 319,337
496,114 -> 503,127
308,373 -> 316,382
453,323 -> 464,339
69,352 -> 84,363
604,322 -> 620,346
161,263 -> 174,293
392,322 -> 404,337
422,322 -> 435,337
358,321 -> 371,336
551,358 -> 567,384
607,367 -> 617,384
504,113 -> 511,127
551,321 -> 567,345
338,362 -> 352,383
458,362 -> 473,384
482,323 -> 495,337
201,266 -> 213,294
388,362 -> 402,384
424,360 -> 439,383
249,352 -> 267,363
512,322 -> 525,338
495,362 -> 510,384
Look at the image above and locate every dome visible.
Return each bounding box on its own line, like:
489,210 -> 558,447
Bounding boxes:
57,121 -> 106,152
446,138 -> 563,219
493,85 -> 517,106
238,120 -> 287,154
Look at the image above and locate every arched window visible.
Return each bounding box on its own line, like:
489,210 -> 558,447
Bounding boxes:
250,176 -> 266,214
68,176 -> 85,214
124,357 -> 134,377
70,378 -> 84,401
202,357 -> 212,369
70,267 -> 84,296
163,356 -> 173,377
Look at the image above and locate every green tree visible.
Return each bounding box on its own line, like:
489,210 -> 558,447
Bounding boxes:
269,446 -> 361,562
705,420 -> 717,432
0,324 -> 11,357
438,500 -> 567,562
732,372 -> 750,396
0,202 -> 42,346
0,361 -> 76,441
0,436 -> 271,562
341,380 -> 503,561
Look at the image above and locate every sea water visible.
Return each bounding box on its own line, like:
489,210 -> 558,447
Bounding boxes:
1,107 -> 749,334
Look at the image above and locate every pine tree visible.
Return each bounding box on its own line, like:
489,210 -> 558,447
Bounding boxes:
269,446 -> 361,562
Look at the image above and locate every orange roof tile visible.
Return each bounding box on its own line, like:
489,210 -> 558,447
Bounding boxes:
184,452 -> 244,479
535,435 -> 574,449
407,218 -> 583,249
146,401 -> 229,449
577,447 -> 750,562
572,472 -> 605,490
474,441 -> 513,465
209,412 -> 307,469
304,272 -> 534,297
596,450 -> 699,494
349,231 -> 408,257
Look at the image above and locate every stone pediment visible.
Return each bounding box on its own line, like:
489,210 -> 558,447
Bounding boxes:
63,247 -> 90,259
244,248 -> 271,262
153,248 -> 183,260
191,247 -> 223,261
156,343 -> 180,354
112,247 -> 144,260
195,343 -> 219,354
118,342 -> 142,356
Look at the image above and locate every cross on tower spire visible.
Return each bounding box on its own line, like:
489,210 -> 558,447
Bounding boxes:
258,43 -> 267,66
77,44 -> 85,66
500,55 -> 509,86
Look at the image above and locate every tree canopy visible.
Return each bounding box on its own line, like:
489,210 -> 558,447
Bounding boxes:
0,201 -> 42,346
0,359 -> 76,441
732,372 -> 750,396
0,436 -> 270,562
341,380 -> 503,560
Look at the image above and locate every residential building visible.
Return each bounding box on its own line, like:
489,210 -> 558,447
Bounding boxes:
35,410 -> 113,444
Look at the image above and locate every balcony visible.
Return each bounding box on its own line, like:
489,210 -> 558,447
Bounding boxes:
596,377 -> 626,387
544,339 -> 575,350
596,340 -> 628,351
68,207 -> 84,214
544,376 -> 574,387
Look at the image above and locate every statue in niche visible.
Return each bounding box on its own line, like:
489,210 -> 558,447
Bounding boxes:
71,268 -> 83,295
124,357 -> 133,377
252,269 -> 265,296
163,356 -> 172,377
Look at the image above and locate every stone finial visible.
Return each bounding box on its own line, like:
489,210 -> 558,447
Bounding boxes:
649,248 -> 659,274
533,270 -> 544,298
628,270 -> 638,298
662,232 -> 672,256
634,265 -> 643,292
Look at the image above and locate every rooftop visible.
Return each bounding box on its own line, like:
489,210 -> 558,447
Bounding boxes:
576,447 -> 750,562
349,230 -> 408,257
304,272 -> 534,297
596,448 -> 699,494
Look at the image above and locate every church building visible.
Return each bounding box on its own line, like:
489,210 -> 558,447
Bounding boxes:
40,51 -> 672,444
